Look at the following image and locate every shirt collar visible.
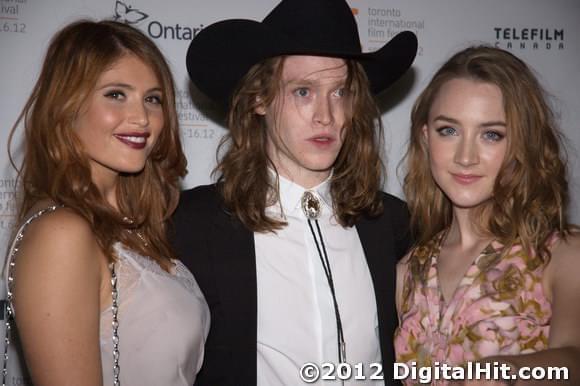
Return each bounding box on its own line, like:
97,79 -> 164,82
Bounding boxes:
269,170 -> 333,218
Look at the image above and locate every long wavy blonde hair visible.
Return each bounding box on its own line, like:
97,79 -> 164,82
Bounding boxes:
9,20 -> 186,269
403,45 -> 571,261
215,56 -> 385,232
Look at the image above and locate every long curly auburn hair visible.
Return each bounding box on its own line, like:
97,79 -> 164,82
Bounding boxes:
9,20 -> 186,269
403,45 -> 571,261
214,56 -> 385,232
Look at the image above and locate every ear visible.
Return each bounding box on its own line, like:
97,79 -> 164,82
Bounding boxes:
254,96 -> 266,116
421,124 -> 428,142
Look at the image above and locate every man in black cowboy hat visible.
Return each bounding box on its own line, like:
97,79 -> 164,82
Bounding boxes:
172,0 -> 417,384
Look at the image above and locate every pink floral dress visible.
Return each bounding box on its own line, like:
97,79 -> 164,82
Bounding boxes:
394,232 -> 551,385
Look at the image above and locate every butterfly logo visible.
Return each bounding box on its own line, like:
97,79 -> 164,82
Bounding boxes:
114,1 -> 148,25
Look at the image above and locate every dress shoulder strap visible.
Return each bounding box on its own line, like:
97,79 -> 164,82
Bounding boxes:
2,204 -> 61,386
4,205 -> 61,301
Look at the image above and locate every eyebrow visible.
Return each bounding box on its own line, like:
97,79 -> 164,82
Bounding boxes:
285,77 -> 346,86
432,114 -> 506,128
284,79 -> 316,87
98,82 -> 162,93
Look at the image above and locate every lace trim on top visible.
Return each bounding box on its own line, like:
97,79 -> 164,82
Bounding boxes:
102,243 -> 198,314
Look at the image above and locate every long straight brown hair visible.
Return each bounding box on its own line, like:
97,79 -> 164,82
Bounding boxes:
215,57 -> 385,232
403,45 -> 571,261
9,20 -> 186,269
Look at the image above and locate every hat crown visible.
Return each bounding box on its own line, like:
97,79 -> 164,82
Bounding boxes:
262,0 -> 361,54
186,0 -> 418,107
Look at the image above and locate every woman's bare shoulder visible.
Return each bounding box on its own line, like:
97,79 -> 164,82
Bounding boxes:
13,206 -> 102,273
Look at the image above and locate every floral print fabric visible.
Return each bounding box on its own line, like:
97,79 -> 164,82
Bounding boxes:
394,232 -> 551,384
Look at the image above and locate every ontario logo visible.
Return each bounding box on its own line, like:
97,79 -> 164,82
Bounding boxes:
112,0 -> 204,40
494,27 -> 564,51
114,1 -> 148,24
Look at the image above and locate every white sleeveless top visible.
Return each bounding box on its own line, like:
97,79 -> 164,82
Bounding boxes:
6,207 -> 210,385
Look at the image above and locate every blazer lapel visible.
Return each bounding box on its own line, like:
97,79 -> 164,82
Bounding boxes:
356,216 -> 398,380
210,210 -> 257,381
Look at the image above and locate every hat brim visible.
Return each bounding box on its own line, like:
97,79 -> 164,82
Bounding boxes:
186,19 -> 417,107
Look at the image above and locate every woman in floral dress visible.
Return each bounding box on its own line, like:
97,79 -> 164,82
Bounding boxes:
395,46 -> 580,385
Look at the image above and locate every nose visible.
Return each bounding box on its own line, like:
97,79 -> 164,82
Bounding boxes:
312,95 -> 333,126
454,136 -> 479,167
128,100 -> 149,127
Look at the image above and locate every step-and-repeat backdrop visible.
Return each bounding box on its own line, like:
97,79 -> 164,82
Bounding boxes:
1,1 -> 579,383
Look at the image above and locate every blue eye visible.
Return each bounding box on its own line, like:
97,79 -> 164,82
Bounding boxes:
483,130 -> 505,142
436,126 -> 457,136
332,88 -> 346,98
294,88 -> 310,97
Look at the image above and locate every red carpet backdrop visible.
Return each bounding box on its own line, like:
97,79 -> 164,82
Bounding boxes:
1,1 -> 579,382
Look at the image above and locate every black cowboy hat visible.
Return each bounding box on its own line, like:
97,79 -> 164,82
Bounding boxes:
186,0 -> 418,107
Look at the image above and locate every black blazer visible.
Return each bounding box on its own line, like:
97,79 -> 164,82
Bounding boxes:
171,184 -> 411,386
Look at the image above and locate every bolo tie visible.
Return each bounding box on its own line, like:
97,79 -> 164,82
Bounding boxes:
301,191 -> 347,365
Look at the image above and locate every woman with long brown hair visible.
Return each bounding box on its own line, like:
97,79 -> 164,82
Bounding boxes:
395,46 -> 580,385
4,20 -> 208,385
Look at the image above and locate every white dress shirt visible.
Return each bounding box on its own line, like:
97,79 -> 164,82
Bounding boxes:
255,174 -> 382,385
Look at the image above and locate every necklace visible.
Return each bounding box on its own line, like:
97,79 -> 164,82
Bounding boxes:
122,216 -> 148,247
